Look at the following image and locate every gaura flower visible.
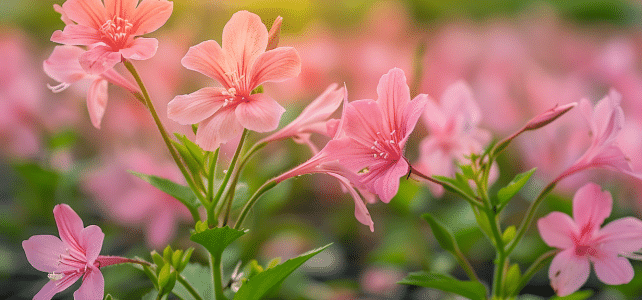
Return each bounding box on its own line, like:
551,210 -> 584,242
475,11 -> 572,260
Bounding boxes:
167,10 -> 301,151
44,45 -> 140,128
23,204 -> 107,300
51,0 -> 173,74
325,68 -> 428,202
537,183 -> 642,296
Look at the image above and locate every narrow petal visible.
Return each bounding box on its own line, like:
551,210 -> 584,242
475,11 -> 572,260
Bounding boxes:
87,78 -> 109,129
537,212 -> 577,249
80,225 -> 105,263
250,47 -> 301,87
196,107 -> 243,151
54,4 -> 73,25
73,266 -> 104,300
376,68 -> 411,133
120,37 -> 158,60
343,100 -> 385,145
597,217 -> 642,253
53,204 -> 85,252
401,94 -> 429,143
79,45 -> 122,75
235,93 -> 285,132
573,183 -> 612,231
50,25 -> 101,46
373,158 -> 408,203
101,68 -> 139,93
181,40 -> 233,88
22,235 -> 66,273
167,87 -> 229,125
549,248 -> 591,297
34,275 -> 79,300
132,0 -> 173,36
105,0 -> 137,21
62,0 -> 107,29
222,10 -> 268,88
592,254 -> 634,285
43,46 -> 87,84
331,173 -> 375,232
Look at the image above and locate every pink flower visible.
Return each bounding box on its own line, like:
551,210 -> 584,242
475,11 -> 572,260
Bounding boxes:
167,10 -> 301,151
44,45 -> 140,128
22,204 -> 106,300
51,0 -> 173,74
325,68 -> 428,202
556,90 -> 641,182
537,183 -> 642,296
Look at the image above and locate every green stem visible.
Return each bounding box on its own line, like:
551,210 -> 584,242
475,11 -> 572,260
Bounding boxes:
234,179 -> 278,230
453,248 -> 480,283
177,274 -> 204,300
408,166 -> 483,209
206,149 -> 220,204
123,59 -> 206,207
210,253 -> 227,300
209,129 -> 248,226
513,250 -> 557,297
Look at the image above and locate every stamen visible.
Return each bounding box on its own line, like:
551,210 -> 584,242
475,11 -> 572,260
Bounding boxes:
48,82 -> 70,93
48,272 -> 64,281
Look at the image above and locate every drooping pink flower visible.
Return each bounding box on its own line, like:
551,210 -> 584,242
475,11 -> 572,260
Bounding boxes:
324,68 -> 428,202
167,10 -> 301,151
22,204 -> 106,300
44,45 -> 140,128
556,90 -> 641,182
537,183 -> 642,296
50,0 -> 173,74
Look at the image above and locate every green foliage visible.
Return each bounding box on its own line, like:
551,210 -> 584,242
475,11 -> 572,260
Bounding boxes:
233,243 -> 332,300
551,290 -> 594,300
172,263 -> 212,300
504,263 -> 521,296
129,171 -> 201,220
497,168 -> 536,208
398,271 -> 487,300
422,213 -> 458,253
190,226 -> 248,258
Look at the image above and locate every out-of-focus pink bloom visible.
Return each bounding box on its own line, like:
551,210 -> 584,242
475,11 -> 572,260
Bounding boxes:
51,0 -> 173,74
556,90 -> 641,182
360,265 -> 405,297
83,150 -> 191,248
22,204 -> 105,300
415,81 -> 491,196
537,183 -> 642,296
44,45 -> 139,128
326,68 -> 428,202
260,84 -> 344,153
167,10 -> 301,151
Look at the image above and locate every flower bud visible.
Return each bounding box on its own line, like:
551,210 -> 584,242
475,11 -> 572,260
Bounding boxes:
523,102 -> 577,131
266,16 -> 283,51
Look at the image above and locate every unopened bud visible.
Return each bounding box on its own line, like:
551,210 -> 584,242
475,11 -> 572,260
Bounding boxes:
523,102 -> 577,131
266,16 -> 283,51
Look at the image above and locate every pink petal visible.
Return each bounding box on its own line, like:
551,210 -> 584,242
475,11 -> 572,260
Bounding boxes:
119,37 -> 158,60
222,11 -> 268,88
537,212 -> 577,249
596,217 -> 642,253
73,265 -> 104,300
104,0 -> 137,21
250,47 -> 301,87
592,91 -> 624,145
235,93 -> 285,132
401,94 -> 429,143
50,25 -> 101,46
53,204 -> 85,253
79,45 -> 122,75
592,254 -> 634,285
376,68 -> 411,133
181,40 -> 233,88
34,274 -> 80,300
324,137 -> 380,174
196,107 -> 243,151
422,97 -> 447,132
549,248 -> 590,297
80,225 -> 104,264
54,4 -> 73,25
331,173 -> 374,232
61,0 -> 107,29
373,158 -> 408,203
147,208 -> 175,249
101,68 -> 139,93
87,78 -> 108,129
22,235 -> 66,273
43,46 -> 87,84
440,81 -> 481,126
167,87 -> 228,125
343,100 -> 386,145
573,183 -> 612,231
132,0 -> 173,36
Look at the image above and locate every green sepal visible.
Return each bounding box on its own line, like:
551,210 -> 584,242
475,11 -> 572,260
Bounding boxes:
191,124 -> 198,135
422,213 -> 458,253
497,168 -> 536,207
251,85 -> 264,95
104,294 -> 116,300
172,249 -> 183,270
163,245 -> 173,263
502,226 -> 516,245
471,206 -> 494,244
503,263 -> 521,296
190,226 -> 247,258
151,250 -> 165,271
157,264 -> 173,292
129,171 -> 201,220
267,257 -> 281,269
398,271 -> 487,300
178,248 -> 194,273
233,243 -> 332,300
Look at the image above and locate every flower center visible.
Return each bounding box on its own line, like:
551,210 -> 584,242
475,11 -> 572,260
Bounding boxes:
370,130 -> 402,160
100,16 -> 134,49
225,71 -> 248,94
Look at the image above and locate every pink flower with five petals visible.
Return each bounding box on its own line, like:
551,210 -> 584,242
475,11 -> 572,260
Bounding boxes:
50,0 -> 173,74
537,183 -> 642,296
167,10 -> 301,151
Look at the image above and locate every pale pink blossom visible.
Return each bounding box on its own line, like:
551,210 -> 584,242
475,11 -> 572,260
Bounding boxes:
50,0 -> 173,74
325,68 -> 428,202
537,183 -> 642,296
23,204 -> 106,300
44,45 -> 140,128
167,10 -> 301,151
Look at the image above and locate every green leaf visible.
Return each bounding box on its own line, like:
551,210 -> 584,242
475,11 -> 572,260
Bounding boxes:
190,226 -> 247,258
551,290 -> 593,300
172,263 -> 212,300
502,226 -> 516,245
471,206 -> 493,243
233,243 -> 332,300
171,139 -> 205,191
497,168 -> 536,205
398,271 -> 487,300
422,213 -> 458,253
130,171 -> 201,218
